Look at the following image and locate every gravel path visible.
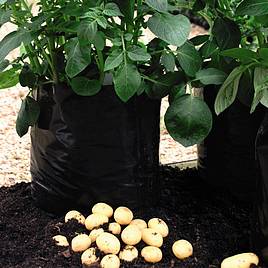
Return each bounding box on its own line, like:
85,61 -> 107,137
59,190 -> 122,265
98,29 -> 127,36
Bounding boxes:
0,25 -> 206,187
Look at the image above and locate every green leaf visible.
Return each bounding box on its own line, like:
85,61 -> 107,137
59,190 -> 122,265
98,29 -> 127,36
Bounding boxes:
168,83 -> 186,104
221,48 -> 259,64
146,72 -> 184,99
251,67 -> 268,112
160,52 -> 176,72
214,66 -> 246,115
19,64 -> 37,88
145,0 -> 168,12
212,18 -> 241,50
103,3 -> 123,16
114,63 -> 141,102
259,48 -> 268,64
104,49 -> 123,71
127,46 -> 151,62
199,40 -> 218,58
16,96 -> 40,137
0,30 -> 32,63
92,32 -> 105,51
0,9 -> 11,26
77,20 -> 97,44
0,59 -> 9,72
164,94 -> 212,147
65,38 -> 91,78
0,68 -> 19,89
196,68 -> 227,85
147,13 -> 191,47
71,77 -> 101,96
189,34 -> 209,46
113,0 -> 134,24
96,16 -> 107,29
177,42 -> 202,77
236,0 -> 268,16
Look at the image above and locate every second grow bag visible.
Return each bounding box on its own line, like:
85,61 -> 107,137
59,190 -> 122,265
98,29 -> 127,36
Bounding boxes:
30,83 -> 161,214
198,85 -> 264,201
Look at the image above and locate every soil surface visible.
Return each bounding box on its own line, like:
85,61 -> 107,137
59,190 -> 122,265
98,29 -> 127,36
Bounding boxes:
0,166 -> 265,268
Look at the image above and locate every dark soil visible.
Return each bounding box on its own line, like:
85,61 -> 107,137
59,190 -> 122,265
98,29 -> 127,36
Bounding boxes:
0,166 -> 265,268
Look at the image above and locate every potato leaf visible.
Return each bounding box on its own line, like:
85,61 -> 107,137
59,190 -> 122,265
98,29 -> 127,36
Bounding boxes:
236,0 -> 268,16
147,13 -> 191,47
165,94 -> 212,147
196,68 -> 227,85
177,42 -> 202,77
114,63 -> 141,102
16,96 -> 40,137
214,66 -> 246,115
71,77 -> 101,96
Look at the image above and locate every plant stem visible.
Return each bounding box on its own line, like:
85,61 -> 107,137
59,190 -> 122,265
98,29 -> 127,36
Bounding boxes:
96,49 -> 104,84
133,0 -> 143,45
256,27 -> 265,47
121,34 -> 128,64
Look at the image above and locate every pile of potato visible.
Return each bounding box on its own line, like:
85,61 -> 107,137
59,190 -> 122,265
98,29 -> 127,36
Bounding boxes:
52,203 -> 193,267
52,202 -> 259,268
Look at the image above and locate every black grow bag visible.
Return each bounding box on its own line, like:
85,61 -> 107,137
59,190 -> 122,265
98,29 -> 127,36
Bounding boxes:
30,84 -> 161,214
198,85 -> 264,201
254,109 -> 268,261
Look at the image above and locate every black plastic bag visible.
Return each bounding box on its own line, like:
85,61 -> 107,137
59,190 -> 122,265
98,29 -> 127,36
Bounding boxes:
198,85 -> 264,201
254,110 -> 268,260
30,84 -> 161,214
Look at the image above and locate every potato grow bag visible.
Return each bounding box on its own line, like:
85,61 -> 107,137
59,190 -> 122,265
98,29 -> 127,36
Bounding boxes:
198,85 -> 264,201
254,109 -> 268,260
30,84 -> 161,214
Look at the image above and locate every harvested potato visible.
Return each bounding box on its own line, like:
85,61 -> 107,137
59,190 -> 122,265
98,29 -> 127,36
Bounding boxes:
71,234 -> 91,252
53,235 -> 69,247
109,222 -> 121,235
92,202 -> 113,218
81,247 -> 99,266
148,218 -> 169,237
121,225 -> 142,246
100,254 -> 120,268
114,207 -> 133,225
96,232 -> 121,254
172,240 -> 193,260
129,219 -> 147,231
64,210 -> 85,225
141,246 -> 162,263
85,213 -> 109,230
142,228 -> 163,248
89,228 -> 104,242
221,253 -> 259,268
119,245 -> 139,262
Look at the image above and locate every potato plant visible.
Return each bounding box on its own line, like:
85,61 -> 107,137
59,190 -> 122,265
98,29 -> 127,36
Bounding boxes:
0,0 -> 220,147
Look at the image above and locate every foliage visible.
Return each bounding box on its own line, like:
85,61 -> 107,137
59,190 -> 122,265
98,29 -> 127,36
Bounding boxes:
0,0 -> 218,146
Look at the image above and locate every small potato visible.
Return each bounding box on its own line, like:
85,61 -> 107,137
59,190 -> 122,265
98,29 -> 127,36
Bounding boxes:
53,235 -> 69,247
71,234 -> 91,252
92,202 -> 113,218
129,219 -> 147,231
172,240 -> 193,260
65,210 -> 85,225
100,254 -> 120,268
148,218 -> 169,238
221,253 -> 259,268
81,248 -> 99,266
85,213 -> 109,230
109,222 -> 121,235
121,225 -> 142,246
114,207 -> 133,225
96,232 -> 121,254
142,228 -> 163,248
119,245 -> 139,262
141,246 -> 162,263
89,228 -> 104,242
